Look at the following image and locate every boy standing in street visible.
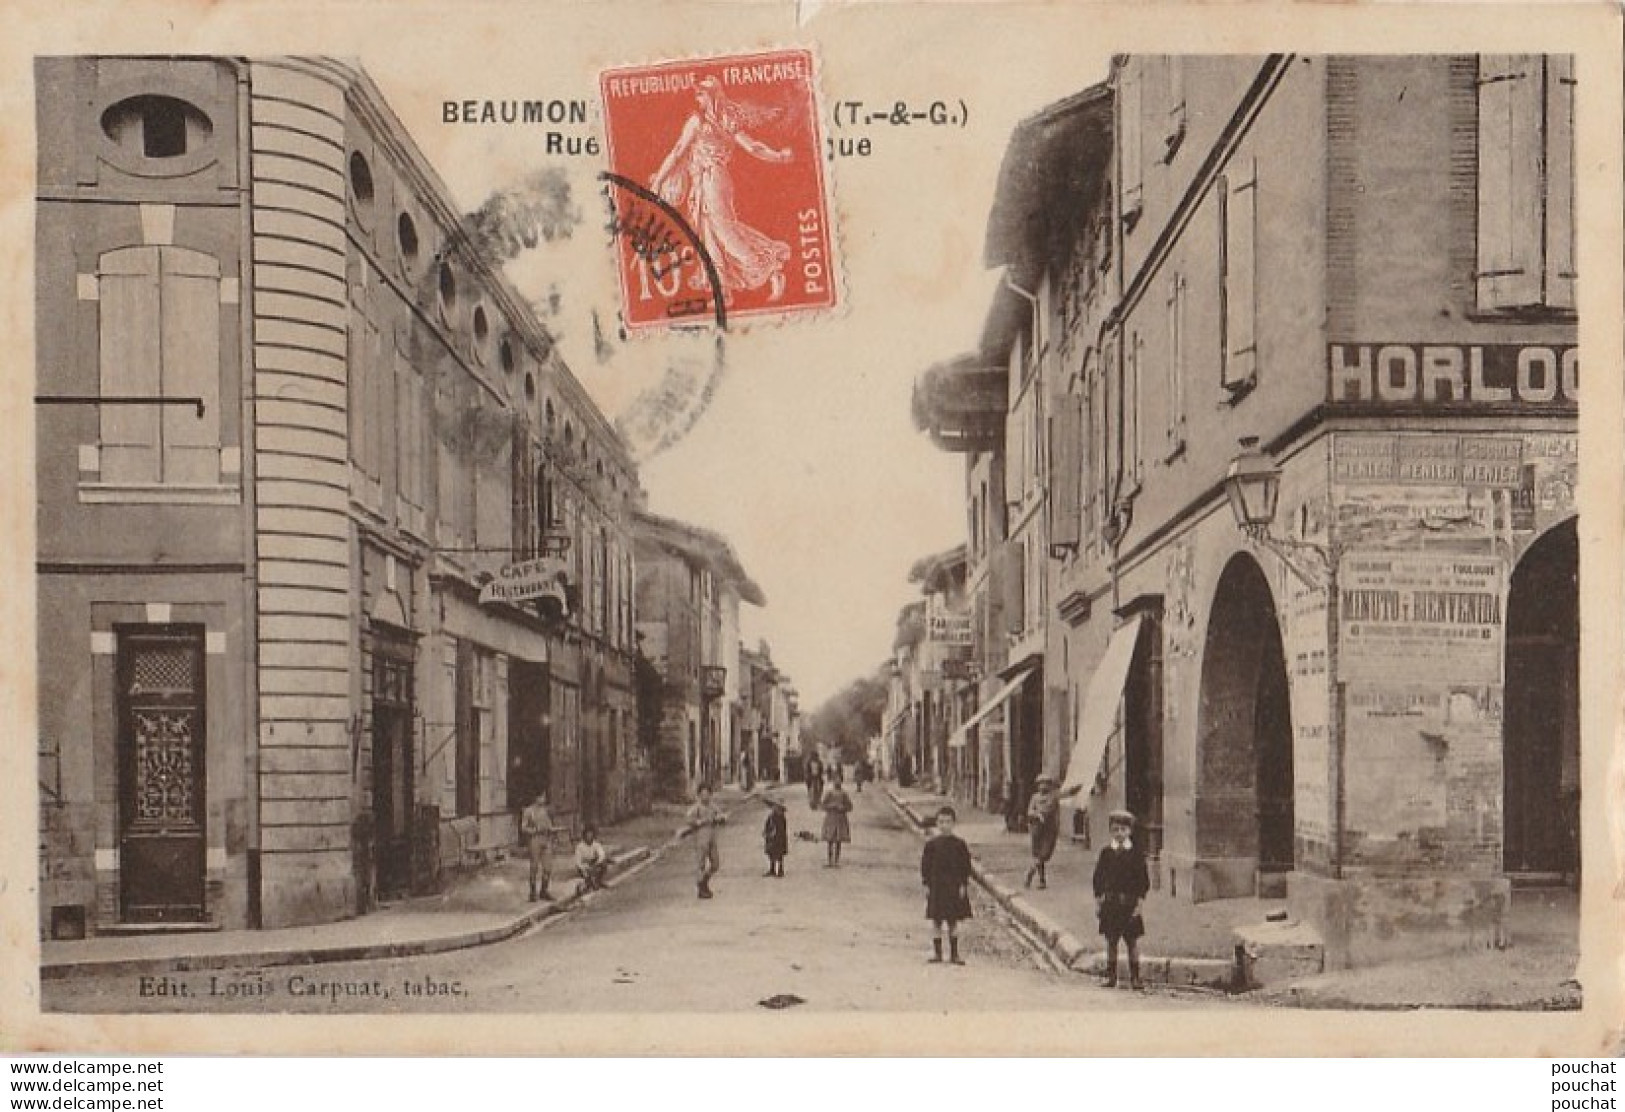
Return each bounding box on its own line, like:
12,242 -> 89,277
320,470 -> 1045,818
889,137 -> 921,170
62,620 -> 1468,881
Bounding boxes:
763,798 -> 789,877
520,792 -> 559,902
920,805 -> 973,965
1093,808 -> 1150,989
683,784 -> 727,899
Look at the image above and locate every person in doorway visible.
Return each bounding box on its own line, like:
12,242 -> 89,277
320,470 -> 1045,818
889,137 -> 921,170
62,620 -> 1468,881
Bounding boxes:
520,792 -> 560,902
762,798 -> 789,877
805,752 -> 825,811
820,777 -> 853,866
682,784 -> 727,899
1093,808 -> 1150,990
921,805 -> 973,964
1024,775 -> 1082,890
574,826 -> 609,893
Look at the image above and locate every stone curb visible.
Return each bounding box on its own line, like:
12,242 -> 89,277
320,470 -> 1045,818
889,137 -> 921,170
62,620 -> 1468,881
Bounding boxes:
39,845 -> 653,983
884,787 -> 1234,991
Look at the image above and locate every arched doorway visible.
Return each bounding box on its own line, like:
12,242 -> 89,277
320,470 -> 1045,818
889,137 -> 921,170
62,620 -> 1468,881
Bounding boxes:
1503,517 -> 1579,881
1195,553 -> 1295,898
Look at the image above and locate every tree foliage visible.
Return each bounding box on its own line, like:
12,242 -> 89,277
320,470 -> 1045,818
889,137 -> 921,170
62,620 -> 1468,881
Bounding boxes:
803,668 -> 889,763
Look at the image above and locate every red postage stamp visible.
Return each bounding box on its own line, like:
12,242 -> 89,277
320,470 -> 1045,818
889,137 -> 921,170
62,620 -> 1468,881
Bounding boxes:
599,49 -> 837,331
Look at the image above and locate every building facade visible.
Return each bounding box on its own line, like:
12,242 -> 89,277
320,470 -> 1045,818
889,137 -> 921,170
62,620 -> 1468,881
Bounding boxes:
917,55 -> 1578,966
36,57 -> 642,936
633,511 -> 764,799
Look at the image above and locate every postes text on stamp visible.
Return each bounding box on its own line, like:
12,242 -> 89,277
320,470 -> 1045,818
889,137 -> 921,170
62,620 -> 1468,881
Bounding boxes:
600,49 -> 837,330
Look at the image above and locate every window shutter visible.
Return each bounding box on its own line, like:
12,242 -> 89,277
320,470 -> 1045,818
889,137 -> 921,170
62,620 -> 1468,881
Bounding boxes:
1048,392 -> 1083,549
1544,55 -> 1576,311
1222,163 -> 1258,389
98,248 -> 163,483
1476,55 -> 1543,310
1003,540 -> 1026,634
1120,63 -> 1143,218
157,248 -> 222,484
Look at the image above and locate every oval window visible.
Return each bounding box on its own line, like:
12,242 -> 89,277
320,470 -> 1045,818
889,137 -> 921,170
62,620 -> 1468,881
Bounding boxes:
101,95 -> 213,159
349,152 -> 375,205
397,212 -> 420,262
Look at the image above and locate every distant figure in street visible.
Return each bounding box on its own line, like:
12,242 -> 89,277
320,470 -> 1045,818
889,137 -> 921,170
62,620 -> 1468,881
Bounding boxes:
1093,808 -> 1150,990
520,792 -> 560,902
683,784 -> 727,899
574,826 -> 609,893
921,805 -> 973,965
805,753 -> 825,811
820,779 -> 853,866
1025,774 -> 1082,890
853,756 -> 872,793
741,751 -> 755,791
763,798 -> 789,877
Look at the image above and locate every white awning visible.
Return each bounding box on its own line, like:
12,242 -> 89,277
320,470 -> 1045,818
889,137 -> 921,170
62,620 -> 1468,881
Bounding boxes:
948,662 -> 1038,749
1059,616 -> 1146,795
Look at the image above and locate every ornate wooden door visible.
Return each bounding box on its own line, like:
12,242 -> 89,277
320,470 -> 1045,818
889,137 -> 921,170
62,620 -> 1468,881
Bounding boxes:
117,626 -> 207,923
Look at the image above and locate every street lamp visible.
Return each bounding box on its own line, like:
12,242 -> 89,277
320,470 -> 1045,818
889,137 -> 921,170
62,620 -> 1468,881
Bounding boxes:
1222,437 -> 1330,589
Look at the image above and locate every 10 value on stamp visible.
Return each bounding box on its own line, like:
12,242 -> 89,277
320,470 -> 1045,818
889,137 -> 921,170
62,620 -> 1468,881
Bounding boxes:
600,48 -> 837,330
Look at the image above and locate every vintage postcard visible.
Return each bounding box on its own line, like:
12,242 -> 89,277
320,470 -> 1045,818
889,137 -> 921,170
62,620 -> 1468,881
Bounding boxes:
1,0 -> 1622,1057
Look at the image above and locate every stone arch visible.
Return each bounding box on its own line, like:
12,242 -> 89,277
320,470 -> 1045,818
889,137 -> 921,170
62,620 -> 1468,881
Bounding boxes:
1193,551 -> 1294,899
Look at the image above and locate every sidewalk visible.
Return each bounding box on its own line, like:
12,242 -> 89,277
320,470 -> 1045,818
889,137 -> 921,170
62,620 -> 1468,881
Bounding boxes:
885,784 -> 1581,1008
40,788 -> 760,982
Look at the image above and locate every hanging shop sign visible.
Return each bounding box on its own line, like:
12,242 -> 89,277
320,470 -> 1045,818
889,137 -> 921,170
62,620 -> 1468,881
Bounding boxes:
1338,552 -> 1504,684
927,610 -> 973,645
479,556 -> 570,607
1328,343 -> 1576,411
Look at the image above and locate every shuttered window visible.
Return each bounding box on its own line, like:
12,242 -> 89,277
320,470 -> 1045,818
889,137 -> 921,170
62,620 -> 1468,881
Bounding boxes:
1477,55 -> 1576,313
1165,273 -> 1187,451
1220,162 -> 1258,392
1120,62 -> 1144,221
98,246 -> 222,484
1048,391 -> 1083,550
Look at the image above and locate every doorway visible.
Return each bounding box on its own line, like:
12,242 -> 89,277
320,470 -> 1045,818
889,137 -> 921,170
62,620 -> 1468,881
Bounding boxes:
1196,554 -> 1295,897
116,625 -> 207,923
371,639 -> 415,901
1503,518 -> 1579,881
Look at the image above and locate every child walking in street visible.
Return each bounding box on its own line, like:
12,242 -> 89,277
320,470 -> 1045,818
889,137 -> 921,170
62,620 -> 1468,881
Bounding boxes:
1093,808 -> 1150,989
820,778 -> 853,866
920,805 -> 973,965
683,784 -> 727,899
763,798 -> 788,877
1025,774 -> 1081,890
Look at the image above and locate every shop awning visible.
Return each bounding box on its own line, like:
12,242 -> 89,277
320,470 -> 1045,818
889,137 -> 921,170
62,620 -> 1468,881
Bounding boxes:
948,661 -> 1039,749
1059,616 -> 1146,795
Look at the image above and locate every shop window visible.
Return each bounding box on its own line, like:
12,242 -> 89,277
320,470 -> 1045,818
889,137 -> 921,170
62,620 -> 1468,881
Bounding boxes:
1477,55 -> 1576,314
95,246 -> 223,487
101,95 -> 212,160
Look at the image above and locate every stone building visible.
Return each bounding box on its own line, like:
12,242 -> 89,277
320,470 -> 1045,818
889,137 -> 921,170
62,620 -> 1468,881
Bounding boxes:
917,56 -> 1578,966
633,511 -> 764,799
35,57 -> 642,935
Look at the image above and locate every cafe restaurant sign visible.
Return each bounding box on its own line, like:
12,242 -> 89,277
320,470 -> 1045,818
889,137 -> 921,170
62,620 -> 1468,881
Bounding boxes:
479,557 -> 570,607
1328,343 -> 1576,411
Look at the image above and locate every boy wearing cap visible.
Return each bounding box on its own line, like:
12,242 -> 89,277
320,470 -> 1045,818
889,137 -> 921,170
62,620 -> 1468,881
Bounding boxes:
1092,808 -> 1150,989
762,797 -> 789,877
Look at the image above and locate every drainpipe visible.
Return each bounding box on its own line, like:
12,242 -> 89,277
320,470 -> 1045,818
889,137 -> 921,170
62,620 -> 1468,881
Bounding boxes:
227,57 -> 261,928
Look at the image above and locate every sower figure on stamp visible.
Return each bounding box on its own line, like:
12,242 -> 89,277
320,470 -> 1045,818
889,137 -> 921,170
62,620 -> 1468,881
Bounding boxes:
1025,774 -> 1081,890
520,792 -> 561,902
921,805 -> 973,965
682,783 -> 727,899
1093,808 -> 1150,989
650,76 -> 792,303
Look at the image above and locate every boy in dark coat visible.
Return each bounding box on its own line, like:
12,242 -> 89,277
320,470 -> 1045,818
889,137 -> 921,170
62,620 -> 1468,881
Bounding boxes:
1092,808 -> 1150,989
920,805 -> 973,965
762,798 -> 789,877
